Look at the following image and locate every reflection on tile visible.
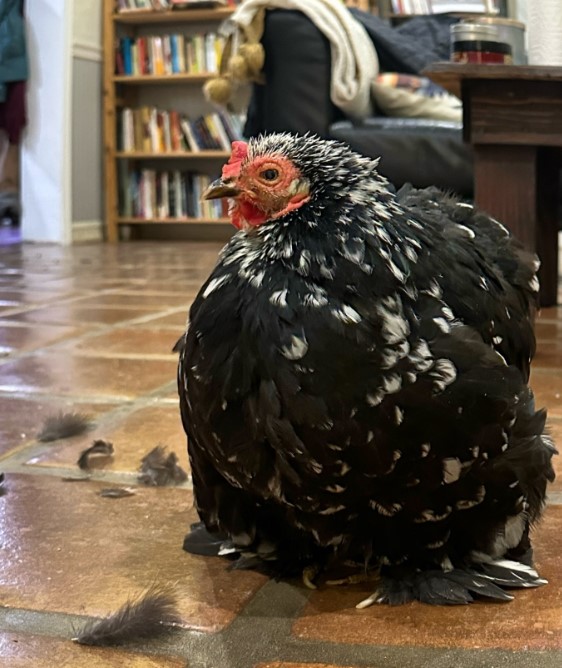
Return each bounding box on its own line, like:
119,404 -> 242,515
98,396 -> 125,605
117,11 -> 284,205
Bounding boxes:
0,354 -> 177,399
4,305 -> 162,326
28,405 -> 188,474
71,292 -> 190,309
127,282 -> 199,294
0,290 -> 71,305
534,341 -> 562,368
0,398 -> 115,458
292,507 -> 562,651
0,632 -> 185,667
540,307 -> 562,322
140,311 -> 189,328
536,320 -> 562,341
65,327 -> 180,357
531,369 -> 562,417
0,474 -> 266,631
0,323 -> 84,356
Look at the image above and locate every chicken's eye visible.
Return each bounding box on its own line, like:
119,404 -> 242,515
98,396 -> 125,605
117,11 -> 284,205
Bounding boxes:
260,169 -> 279,181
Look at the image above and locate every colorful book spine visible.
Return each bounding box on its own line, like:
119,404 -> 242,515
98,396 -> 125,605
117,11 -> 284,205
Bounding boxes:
118,107 -> 244,153
120,169 -> 228,220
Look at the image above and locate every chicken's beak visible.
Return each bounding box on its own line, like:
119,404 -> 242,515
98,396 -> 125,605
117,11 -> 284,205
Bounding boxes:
202,179 -> 241,200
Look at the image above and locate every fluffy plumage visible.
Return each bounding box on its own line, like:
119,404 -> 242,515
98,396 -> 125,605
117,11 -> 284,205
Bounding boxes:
178,133 -> 556,606
73,585 -> 180,646
37,412 -> 91,442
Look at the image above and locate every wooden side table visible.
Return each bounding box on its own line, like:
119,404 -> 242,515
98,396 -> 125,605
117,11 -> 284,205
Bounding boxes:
424,63 -> 562,307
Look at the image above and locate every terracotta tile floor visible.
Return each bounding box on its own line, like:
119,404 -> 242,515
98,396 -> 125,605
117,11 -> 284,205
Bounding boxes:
0,240 -> 561,668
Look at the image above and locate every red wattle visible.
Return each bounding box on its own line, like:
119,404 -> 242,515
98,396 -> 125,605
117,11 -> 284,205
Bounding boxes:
231,199 -> 268,229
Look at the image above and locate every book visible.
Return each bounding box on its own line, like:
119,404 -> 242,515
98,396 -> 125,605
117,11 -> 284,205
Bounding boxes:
170,35 -> 179,73
205,32 -> 217,72
121,37 -> 133,75
180,116 -> 201,152
117,106 -> 243,153
154,36 -> 165,75
209,112 -> 231,150
429,0 -> 495,12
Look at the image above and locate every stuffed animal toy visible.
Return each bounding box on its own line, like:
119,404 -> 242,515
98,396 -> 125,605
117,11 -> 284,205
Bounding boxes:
203,8 -> 266,107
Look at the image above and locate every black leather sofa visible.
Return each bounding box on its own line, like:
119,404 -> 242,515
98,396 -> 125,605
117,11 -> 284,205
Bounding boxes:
243,9 -> 474,196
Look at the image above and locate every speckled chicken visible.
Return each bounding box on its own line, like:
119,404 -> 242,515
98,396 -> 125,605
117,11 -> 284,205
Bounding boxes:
177,134 -> 556,606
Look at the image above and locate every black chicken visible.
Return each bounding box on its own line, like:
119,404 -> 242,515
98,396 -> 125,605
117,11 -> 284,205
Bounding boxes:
177,134 -> 556,606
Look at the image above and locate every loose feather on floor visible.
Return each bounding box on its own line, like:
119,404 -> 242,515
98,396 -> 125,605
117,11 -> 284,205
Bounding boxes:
37,412 -> 91,442
98,487 -> 136,498
138,445 -> 187,486
72,584 -> 181,646
77,439 -> 114,470
0,472 -> 5,496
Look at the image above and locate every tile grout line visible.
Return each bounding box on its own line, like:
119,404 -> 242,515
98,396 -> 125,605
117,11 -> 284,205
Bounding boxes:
0,304 -> 190,369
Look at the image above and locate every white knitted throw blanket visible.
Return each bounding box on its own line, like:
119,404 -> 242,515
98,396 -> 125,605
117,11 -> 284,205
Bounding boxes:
231,0 -> 379,119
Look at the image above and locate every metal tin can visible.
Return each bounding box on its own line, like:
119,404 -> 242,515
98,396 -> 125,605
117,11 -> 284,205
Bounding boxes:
463,17 -> 526,65
451,23 -> 513,65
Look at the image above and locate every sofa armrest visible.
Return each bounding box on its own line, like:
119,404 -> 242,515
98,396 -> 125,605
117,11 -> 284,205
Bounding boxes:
244,10 -> 341,138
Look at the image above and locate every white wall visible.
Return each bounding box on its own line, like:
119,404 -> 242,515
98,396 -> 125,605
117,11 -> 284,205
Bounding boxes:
20,0 -> 103,244
21,0 -> 73,243
73,0 -> 102,56
71,0 -> 103,242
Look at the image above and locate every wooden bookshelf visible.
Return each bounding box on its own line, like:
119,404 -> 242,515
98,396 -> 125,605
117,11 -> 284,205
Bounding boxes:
113,73 -> 217,85
114,7 -> 235,24
116,150 -> 231,159
103,1 -> 238,241
118,217 -> 230,225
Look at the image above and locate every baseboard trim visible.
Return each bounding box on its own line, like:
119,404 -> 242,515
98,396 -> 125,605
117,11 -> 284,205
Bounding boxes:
72,220 -> 103,243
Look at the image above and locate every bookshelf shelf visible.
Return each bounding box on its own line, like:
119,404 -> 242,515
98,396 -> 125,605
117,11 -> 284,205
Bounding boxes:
389,11 -> 496,21
116,150 -> 231,159
114,7 -> 235,24
113,73 -> 217,85
118,217 -> 230,225
104,0 -> 240,241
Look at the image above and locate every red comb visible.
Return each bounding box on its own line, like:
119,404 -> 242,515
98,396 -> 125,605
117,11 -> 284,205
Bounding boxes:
222,141 -> 248,180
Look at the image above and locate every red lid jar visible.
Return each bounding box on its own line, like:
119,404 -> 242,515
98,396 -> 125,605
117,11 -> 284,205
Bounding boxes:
451,23 -> 513,65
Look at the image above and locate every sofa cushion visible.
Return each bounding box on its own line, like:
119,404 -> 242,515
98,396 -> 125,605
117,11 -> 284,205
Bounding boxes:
329,118 -> 473,195
371,73 -> 462,122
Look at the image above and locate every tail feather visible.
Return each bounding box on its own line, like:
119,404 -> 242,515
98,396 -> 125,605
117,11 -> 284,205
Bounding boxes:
367,556 -> 547,606
475,559 -> 548,587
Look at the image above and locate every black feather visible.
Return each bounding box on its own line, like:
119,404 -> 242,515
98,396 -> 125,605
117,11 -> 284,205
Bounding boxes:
182,521 -> 230,556
138,445 -> 188,486
172,334 -> 186,354
367,562 -> 543,607
73,584 -> 181,646
0,472 -> 5,496
77,439 -> 114,470
37,412 -> 91,442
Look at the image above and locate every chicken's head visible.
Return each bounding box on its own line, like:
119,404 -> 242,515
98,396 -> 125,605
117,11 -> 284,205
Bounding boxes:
203,140 -> 311,230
